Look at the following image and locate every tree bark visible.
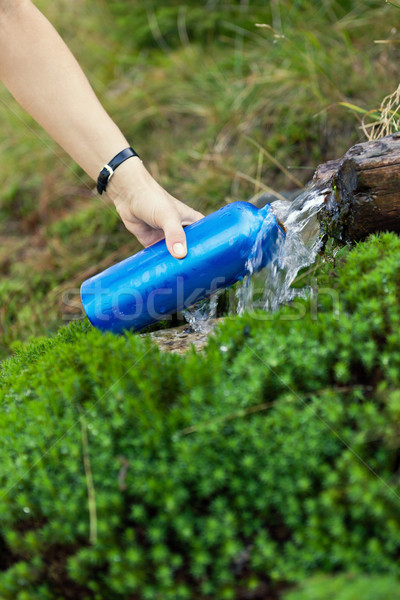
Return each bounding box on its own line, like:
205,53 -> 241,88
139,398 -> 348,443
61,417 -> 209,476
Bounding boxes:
313,132 -> 400,243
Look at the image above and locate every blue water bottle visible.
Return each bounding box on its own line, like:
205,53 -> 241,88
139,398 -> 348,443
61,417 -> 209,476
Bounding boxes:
80,201 -> 285,333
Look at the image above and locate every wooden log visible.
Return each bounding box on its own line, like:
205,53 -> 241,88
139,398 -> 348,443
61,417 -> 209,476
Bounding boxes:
313,132 -> 400,242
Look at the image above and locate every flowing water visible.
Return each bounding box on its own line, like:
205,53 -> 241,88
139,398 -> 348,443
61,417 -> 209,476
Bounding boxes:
183,184 -> 327,331
182,288 -> 223,333
236,185 -> 327,315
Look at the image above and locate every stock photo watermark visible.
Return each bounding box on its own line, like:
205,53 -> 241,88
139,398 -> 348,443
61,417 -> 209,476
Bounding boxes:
61,275 -> 340,326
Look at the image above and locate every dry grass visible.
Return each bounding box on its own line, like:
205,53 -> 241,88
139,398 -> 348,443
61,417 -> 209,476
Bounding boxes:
362,83 -> 400,140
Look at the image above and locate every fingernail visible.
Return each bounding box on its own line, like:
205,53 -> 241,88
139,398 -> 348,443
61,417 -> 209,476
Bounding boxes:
173,243 -> 186,258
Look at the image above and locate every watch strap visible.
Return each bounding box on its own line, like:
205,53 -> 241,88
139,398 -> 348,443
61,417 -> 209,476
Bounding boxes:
97,147 -> 140,195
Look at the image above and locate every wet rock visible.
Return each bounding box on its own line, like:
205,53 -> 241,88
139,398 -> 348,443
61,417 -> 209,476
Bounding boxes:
141,319 -> 223,354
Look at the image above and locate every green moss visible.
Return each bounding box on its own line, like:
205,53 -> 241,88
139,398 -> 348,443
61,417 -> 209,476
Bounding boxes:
1,232 -> 400,598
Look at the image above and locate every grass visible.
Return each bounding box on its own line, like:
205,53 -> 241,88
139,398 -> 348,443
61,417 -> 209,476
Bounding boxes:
0,0 -> 399,357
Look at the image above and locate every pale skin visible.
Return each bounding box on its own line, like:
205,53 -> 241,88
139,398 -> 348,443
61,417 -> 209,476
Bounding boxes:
0,0 -> 203,258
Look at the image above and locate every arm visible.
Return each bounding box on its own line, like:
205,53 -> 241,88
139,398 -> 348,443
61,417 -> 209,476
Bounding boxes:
0,0 -> 202,257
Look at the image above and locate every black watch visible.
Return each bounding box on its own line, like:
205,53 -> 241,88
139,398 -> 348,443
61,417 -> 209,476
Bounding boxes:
96,147 -> 140,195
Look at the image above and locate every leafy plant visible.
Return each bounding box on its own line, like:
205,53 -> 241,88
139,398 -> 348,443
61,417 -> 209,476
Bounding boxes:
1,232 -> 400,598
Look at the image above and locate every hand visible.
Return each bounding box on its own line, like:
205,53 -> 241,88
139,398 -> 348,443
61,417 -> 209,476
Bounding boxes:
107,157 -> 204,259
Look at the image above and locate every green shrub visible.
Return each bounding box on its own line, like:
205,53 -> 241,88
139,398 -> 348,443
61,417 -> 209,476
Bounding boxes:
1,232 -> 400,598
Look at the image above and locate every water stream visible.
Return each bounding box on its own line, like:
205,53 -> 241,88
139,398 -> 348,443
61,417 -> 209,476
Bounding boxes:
183,185 -> 327,330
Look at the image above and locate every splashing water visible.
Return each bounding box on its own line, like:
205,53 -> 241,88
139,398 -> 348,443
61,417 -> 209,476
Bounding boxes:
184,185 -> 326,330
237,185 -> 326,314
182,290 -> 222,333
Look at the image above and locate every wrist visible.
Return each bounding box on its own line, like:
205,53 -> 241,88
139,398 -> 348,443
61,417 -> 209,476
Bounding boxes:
106,156 -> 149,205
96,147 -> 141,195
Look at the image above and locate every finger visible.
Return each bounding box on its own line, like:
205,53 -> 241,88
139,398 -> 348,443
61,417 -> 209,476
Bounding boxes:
161,214 -> 188,259
173,199 -> 204,225
181,209 -> 204,226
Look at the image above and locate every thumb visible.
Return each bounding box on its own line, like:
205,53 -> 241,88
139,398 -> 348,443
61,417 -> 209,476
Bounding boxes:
162,215 -> 188,259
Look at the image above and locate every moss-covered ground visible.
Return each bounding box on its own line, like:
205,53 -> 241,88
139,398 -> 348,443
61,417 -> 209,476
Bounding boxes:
2,231 -> 400,598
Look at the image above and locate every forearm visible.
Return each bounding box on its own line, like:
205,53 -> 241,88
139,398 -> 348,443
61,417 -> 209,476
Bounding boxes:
0,0 -> 203,257
0,0 -> 134,180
